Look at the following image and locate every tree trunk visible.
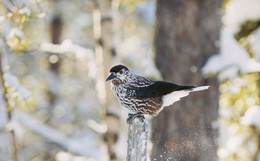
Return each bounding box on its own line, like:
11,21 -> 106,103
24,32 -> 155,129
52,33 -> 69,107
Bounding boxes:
94,0 -> 120,160
152,0 -> 221,161
49,15 -> 62,75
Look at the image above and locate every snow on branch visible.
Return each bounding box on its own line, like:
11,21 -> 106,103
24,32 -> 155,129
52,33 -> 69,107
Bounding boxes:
240,106 -> 260,130
223,0 -> 260,34
4,73 -> 31,99
40,39 -> 97,79
13,110 -> 107,160
202,29 -> 260,81
40,39 -> 94,57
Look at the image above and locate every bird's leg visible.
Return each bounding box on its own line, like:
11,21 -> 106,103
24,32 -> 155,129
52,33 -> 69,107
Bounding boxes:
127,112 -> 145,124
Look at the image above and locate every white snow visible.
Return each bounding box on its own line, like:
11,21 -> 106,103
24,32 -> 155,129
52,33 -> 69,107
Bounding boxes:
202,29 -> 260,80
1,20 -> 12,37
13,110 -> 108,160
41,39 -> 97,79
3,73 -> 31,99
226,134 -> 246,153
223,0 -> 260,34
219,108 -> 233,119
56,152 -> 95,161
0,16 -> 5,24
240,106 -> 260,129
8,28 -> 24,39
19,7 -> 31,16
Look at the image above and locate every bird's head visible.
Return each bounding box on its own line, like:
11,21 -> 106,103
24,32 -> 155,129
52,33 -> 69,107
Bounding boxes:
106,65 -> 130,84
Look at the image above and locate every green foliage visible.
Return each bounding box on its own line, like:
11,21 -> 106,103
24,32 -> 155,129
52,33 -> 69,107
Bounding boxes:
218,73 -> 260,161
120,0 -> 145,13
0,2 -> 35,110
219,3 -> 260,159
222,0 -> 232,10
235,20 -> 260,40
0,2 -> 33,52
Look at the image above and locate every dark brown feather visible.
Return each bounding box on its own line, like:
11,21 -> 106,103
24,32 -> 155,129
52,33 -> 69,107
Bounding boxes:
127,81 -> 194,98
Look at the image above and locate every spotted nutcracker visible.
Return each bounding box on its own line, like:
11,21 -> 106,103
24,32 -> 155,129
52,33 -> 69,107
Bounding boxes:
106,64 -> 209,123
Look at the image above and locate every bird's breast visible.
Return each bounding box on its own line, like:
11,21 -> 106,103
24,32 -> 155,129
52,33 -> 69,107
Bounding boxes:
112,85 -> 127,99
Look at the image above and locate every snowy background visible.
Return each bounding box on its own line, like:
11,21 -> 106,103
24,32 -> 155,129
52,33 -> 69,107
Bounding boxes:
0,0 -> 260,161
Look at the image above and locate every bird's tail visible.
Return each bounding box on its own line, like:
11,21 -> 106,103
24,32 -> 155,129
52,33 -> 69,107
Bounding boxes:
191,86 -> 210,92
161,85 -> 210,108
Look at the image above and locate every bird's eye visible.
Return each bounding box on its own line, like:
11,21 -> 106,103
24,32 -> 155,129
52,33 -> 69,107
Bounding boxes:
119,70 -> 123,74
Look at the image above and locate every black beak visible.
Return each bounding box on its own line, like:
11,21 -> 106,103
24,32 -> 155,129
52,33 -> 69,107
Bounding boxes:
106,73 -> 115,81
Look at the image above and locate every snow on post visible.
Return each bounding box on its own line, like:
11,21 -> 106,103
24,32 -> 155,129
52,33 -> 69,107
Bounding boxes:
127,117 -> 148,161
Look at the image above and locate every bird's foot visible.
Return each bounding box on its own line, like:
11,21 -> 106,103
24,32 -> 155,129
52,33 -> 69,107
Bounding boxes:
127,112 -> 145,124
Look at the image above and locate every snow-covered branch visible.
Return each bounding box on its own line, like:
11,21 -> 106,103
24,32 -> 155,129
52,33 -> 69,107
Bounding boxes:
41,39 -> 97,79
202,29 -> 260,81
13,110 -> 108,161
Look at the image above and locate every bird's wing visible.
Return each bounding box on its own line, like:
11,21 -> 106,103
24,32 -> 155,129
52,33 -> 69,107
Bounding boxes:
127,81 -> 195,98
126,75 -> 155,88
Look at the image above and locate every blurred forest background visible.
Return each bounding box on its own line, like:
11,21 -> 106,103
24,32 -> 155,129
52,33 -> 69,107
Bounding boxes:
0,0 -> 260,161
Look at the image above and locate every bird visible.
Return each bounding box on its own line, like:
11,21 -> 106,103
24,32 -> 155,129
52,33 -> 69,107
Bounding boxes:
106,64 -> 209,123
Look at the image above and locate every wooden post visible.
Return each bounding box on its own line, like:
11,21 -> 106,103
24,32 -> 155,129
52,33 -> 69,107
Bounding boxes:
127,118 -> 148,161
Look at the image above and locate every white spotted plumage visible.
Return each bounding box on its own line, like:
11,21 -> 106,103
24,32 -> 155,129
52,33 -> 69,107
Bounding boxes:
107,65 -> 209,116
